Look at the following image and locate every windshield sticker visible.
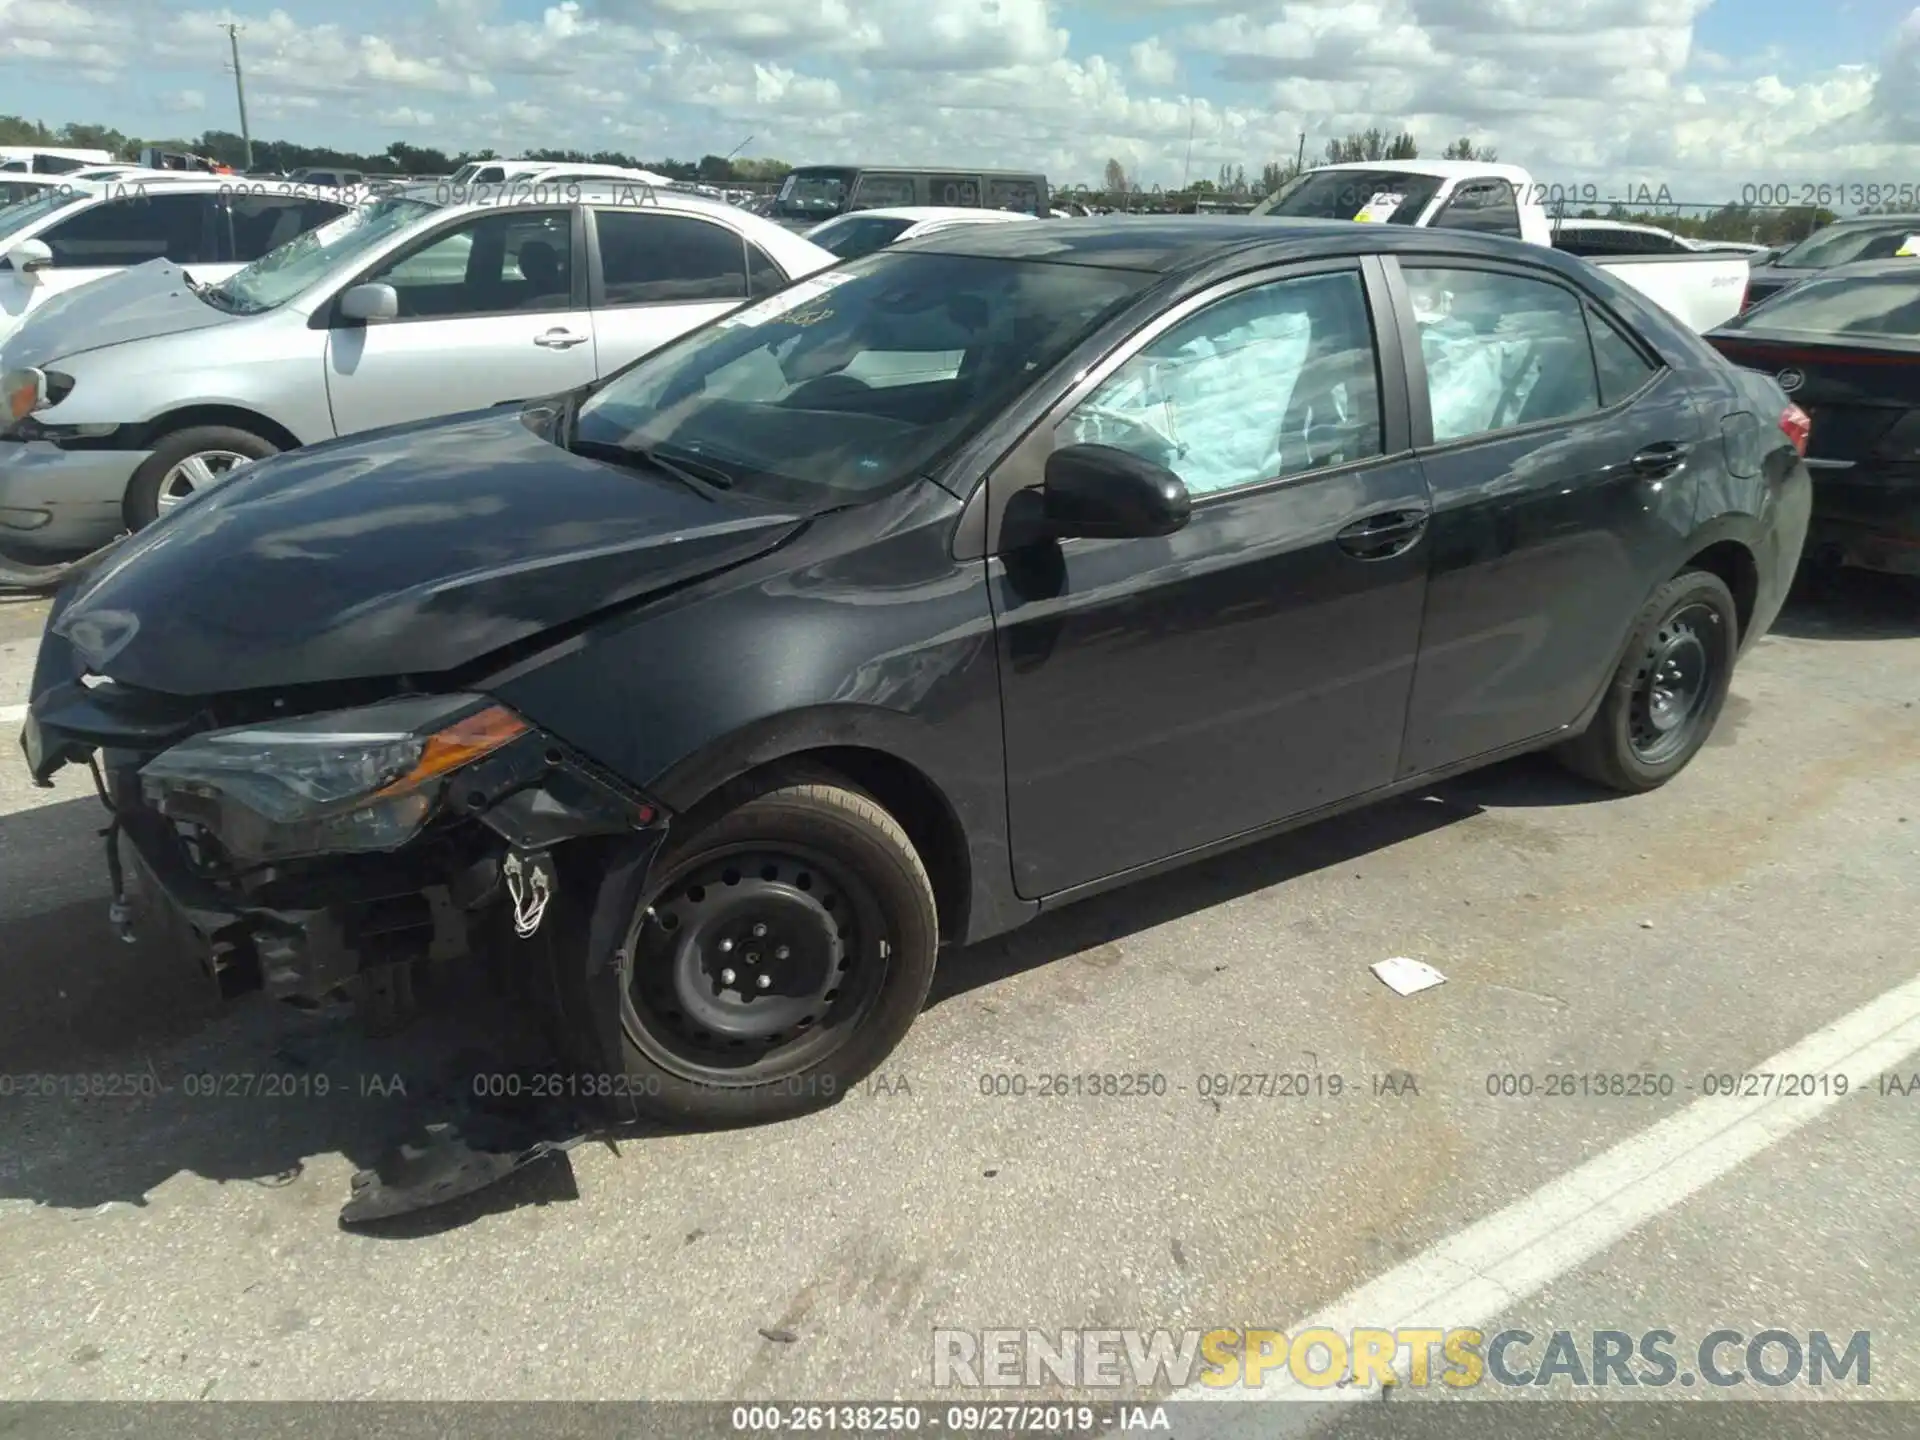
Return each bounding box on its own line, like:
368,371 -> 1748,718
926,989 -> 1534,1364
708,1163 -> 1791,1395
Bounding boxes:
1899,235 -> 1920,257
718,271 -> 856,328
1353,192 -> 1406,223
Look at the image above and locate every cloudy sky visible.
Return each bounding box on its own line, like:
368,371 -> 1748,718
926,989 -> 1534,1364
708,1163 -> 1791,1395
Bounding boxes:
2,0 -> 1917,194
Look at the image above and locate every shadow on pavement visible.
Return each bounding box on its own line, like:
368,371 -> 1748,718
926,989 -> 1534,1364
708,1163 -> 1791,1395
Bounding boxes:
0,746 -> 1606,1233
1769,566 -> 1920,642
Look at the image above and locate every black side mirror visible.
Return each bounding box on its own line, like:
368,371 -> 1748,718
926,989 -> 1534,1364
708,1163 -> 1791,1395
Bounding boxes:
1043,443 -> 1191,539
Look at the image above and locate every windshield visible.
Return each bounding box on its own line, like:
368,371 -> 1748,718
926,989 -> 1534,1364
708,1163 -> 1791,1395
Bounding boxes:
0,185 -> 88,246
1727,272 -> 1920,338
1774,223 -> 1920,270
776,169 -> 853,217
1252,169 -> 1444,224
570,250 -> 1152,507
210,196 -> 438,314
809,213 -> 915,259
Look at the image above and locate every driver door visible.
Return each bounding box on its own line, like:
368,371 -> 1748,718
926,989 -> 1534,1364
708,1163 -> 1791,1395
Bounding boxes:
323,207 -> 595,437
988,261 -> 1434,898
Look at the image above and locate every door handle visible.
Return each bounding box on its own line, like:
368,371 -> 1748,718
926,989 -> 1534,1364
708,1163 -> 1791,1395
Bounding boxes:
533,328 -> 588,349
1631,442 -> 1689,477
1336,508 -> 1429,560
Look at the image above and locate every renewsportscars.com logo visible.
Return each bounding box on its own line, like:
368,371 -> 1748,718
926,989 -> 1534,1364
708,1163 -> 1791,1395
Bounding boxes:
931,1327 -> 1871,1391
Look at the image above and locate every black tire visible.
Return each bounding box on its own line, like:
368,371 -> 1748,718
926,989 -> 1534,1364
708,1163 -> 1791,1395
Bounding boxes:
123,425 -> 279,531
1554,570 -> 1739,793
540,773 -> 939,1128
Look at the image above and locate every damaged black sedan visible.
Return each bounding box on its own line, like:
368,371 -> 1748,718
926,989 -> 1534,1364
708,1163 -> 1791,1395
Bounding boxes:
22,219 -> 1811,1127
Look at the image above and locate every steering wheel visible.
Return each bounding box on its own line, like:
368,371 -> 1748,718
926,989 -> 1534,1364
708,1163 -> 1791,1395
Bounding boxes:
784,373 -> 875,406
1067,404 -> 1179,468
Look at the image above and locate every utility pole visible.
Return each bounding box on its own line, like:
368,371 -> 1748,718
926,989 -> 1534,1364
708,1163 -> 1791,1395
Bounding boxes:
1296,131 -> 1306,173
223,23 -> 253,172
1182,102 -> 1195,191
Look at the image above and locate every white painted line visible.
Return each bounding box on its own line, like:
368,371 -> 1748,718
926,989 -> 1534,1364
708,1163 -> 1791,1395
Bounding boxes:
1148,968 -> 1920,1431
0,703 -> 26,725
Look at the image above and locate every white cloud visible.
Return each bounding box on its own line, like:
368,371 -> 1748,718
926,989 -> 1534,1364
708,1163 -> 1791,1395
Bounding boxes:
164,88 -> 206,111
1129,36 -> 1178,85
0,0 -> 1911,201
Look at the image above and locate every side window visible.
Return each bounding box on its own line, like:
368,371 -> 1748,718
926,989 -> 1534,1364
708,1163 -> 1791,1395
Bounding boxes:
595,210 -> 747,305
40,193 -> 220,267
1433,180 -> 1521,237
1856,232 -> 1911,262
367,209 -> 573,319
926,175 -> 982,208
851,173 -> 916,210
1060,270 -> 1384,497
1404,266 -> 1601,442
226,195 -> 347,261
1586,306 -> 1660,406
746,241 -> 787,298
473,166 -> 506,185
986,178 -> 1040,214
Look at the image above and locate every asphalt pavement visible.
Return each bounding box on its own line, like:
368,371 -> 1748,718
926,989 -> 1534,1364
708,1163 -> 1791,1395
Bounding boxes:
1,574 -> 1918,1422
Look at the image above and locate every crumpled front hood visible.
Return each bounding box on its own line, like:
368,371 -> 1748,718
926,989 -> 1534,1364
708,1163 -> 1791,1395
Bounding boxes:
0,259 -> 234,368
52,407 -> 806,696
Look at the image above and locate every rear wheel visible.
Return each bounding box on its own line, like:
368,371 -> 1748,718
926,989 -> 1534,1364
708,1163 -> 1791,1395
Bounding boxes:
124,425 -> 278,530
546,774 -> 939,1127
1554,570 -> 1738,793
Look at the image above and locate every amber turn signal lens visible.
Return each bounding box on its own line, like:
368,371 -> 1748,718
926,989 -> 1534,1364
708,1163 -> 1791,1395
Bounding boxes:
375,704 -> 530,797
3,368 -> 43,424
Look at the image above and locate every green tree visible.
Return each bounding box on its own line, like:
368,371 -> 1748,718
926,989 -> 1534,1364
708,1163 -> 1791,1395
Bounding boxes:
1441,137 -> 1499,162
1325,129 -> 1417,164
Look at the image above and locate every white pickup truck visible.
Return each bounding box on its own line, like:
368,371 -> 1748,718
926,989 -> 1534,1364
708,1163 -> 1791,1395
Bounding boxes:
1251,160 -> 1752,331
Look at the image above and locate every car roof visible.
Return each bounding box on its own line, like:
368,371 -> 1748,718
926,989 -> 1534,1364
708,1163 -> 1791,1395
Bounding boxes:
899,214 -> 1567,274
1787,258 -> 1920,280
787,164 -> 1043,178
826,206 -> 1033,224
1313,158 -> 1536,187
1552,218 -> 1672,234
1809,214 -> 1920,231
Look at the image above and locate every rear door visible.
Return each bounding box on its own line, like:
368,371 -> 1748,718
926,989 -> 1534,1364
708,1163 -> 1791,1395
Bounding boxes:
1391,258 -> 1708,773
323,206 -> 594,435
585,207 -> 755,374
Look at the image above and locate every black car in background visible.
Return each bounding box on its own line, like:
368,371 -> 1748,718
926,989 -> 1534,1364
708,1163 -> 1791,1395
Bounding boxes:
1743,215 -> 1920,309
22,219 -> 1811,1128
1710,259 -> 1920,576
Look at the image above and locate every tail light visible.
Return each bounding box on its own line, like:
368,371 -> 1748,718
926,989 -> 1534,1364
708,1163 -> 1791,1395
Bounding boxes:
1737,279 -> 1752,313
1780,403 -> 1811,457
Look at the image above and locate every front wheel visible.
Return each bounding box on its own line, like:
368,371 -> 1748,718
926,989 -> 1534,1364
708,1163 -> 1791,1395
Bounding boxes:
1554,570 -> 1739,793
549,776 -> 939,1128
123,425 -> 279,530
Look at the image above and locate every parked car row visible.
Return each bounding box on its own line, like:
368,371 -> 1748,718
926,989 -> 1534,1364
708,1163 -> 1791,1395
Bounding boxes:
0,181 -> 836,563
16,208 -> 1819,1129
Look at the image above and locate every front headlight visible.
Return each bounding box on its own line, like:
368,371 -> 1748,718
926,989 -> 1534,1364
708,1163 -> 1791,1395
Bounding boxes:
3,367 -> 44,423
1,366 -> 72,423
139,694 -> 530,862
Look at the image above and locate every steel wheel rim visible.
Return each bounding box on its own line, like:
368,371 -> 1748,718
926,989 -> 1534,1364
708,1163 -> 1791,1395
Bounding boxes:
619,842 -> 892,1085
1629,602 -> 1722,764
156,450 -> 253,511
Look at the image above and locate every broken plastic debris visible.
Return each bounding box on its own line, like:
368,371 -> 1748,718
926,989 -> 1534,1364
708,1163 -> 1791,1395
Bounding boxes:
1371,956 -> 1447,996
